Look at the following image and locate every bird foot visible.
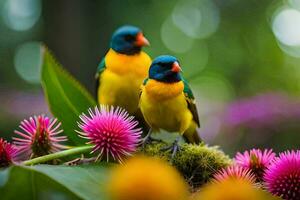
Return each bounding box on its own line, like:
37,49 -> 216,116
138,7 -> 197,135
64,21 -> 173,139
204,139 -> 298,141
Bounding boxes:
140,136 -> 163,149
160,137 -> 181,161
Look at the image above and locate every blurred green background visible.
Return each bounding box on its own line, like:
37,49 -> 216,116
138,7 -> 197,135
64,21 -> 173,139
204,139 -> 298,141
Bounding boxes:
0,0 -> 299,155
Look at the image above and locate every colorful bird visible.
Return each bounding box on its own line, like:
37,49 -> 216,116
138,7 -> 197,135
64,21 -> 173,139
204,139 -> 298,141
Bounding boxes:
139,55 -> 201,155
95,25 -> 151,115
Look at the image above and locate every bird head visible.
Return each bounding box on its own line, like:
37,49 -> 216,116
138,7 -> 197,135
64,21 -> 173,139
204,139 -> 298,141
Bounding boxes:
149,55 -> 182,83
110,25 -> 150,55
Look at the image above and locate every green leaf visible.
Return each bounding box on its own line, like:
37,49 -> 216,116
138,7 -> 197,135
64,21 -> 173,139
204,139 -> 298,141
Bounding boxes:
0,165 -> 110,200
41,45 -> 97,145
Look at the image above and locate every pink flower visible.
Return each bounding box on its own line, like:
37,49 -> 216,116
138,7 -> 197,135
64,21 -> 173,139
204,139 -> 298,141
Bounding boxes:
13,115 -> 67,159
235,149 -> 276,181
264,150 -> 300,200
0,138 -> 17,167
213,166 -> 256,184
77,106 -> 142,163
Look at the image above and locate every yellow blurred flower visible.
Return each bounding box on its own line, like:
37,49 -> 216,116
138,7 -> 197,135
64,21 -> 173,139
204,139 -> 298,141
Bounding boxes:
191,179 -> 278,200
107,156 -> 189,200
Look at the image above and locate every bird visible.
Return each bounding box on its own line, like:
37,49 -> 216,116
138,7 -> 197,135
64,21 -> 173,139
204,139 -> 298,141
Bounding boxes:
139,55 -> 201,156
95,25 -> 151,115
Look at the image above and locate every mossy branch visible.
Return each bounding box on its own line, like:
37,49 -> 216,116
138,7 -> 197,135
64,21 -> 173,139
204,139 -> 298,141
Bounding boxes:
140,142 -> 232,188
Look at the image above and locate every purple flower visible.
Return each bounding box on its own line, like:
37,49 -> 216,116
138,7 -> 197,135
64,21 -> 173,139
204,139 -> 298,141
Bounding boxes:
13,115 -> 67,159
218,93 -> 300,149
235,149 -> 276,181
264,150 -> 300,200
224,93 -> 300,128
0,138 -> 18,167
77,106 -> 142,163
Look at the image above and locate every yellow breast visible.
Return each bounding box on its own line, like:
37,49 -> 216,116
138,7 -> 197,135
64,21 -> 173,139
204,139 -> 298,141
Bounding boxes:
98,49 -> 151,114
144,79 -> 185,101
105,49 -> 151,77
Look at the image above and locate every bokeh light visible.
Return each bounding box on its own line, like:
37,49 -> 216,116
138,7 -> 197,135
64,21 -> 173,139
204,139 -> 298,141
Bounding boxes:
272,7 -> 300,57
191,73 -> 234,102
190,73 -> 235,142
180,41 -> 209,78
289,0 -> 300,9
276,43 -> 300,58
161,17 -> 194,53
172,0 -> 220,39
14,41 -> 42,84
272,8 -> 300,46
2,0 -> 41,31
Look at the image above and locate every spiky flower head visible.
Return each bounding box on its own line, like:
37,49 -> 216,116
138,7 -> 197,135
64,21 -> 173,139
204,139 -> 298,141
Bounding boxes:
13,115 -> 67,159
235,149 -> 276,181
264,150 -> 300,200
77,106 -> 142,163
213,165 -> 256,184
192,179 -> 278,200
0,138 -> 17,167
107,156 -> 189,200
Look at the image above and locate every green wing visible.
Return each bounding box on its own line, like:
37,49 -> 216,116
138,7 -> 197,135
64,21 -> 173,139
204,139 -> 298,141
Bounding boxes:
139,78 -> 149,98
143,77 -> 149,86
95,57 -> 106,98
183,79 -> 200,127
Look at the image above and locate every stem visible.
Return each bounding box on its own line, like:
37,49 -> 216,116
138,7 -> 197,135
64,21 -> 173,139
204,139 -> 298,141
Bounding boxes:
23,145 -> 93,166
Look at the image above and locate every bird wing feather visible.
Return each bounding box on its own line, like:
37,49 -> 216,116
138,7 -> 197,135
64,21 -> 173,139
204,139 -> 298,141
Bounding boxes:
95,57 -> 106,98
183,79 -> 200,127
139,78 -> 149,98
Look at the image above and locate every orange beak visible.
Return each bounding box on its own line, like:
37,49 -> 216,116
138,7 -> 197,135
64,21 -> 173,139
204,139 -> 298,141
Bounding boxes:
135,32 -> 150,47
171,61 -> 182,73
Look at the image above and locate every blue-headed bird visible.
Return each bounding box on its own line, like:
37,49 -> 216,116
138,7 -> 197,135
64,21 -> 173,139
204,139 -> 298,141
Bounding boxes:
139,55 -> 201,155
95,25 -> 151,115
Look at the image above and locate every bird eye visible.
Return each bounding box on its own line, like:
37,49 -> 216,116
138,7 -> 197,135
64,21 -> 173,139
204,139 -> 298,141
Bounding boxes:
158,62 -> 172,69
158,62 -> 166,67
124,35 -> 135,42
163,62 -> 174,68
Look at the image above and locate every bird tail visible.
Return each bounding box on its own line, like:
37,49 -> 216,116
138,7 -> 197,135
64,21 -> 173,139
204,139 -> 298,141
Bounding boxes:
183,121 -> 201,144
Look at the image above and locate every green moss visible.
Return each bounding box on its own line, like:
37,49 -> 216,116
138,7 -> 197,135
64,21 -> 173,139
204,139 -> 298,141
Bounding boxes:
140,142 -> 232,189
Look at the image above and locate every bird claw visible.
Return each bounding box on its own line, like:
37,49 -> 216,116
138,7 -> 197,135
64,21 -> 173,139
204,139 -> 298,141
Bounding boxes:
140,136 -> 163,149
139,128 -> 164,148
160,137 -> 181,162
